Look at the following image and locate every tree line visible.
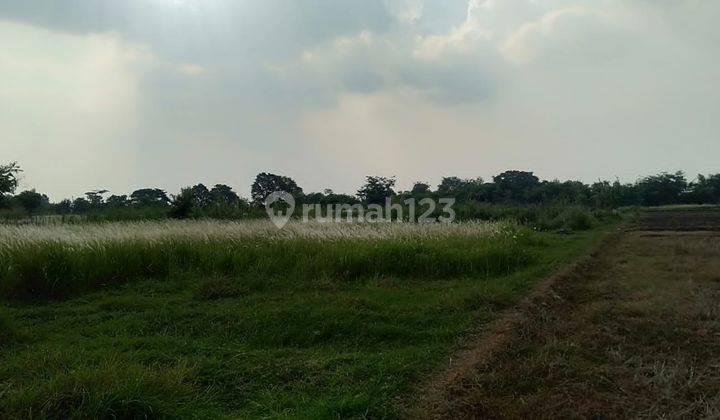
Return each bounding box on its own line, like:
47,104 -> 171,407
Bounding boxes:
1,162 -> 719,219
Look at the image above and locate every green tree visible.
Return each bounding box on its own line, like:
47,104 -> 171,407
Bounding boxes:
170,188 -> 196,219
357,176 -> 396,205
687,174 -> 720,204
437,177 -> 484,200
85,190 -> 108,209
15,190 -> 48,214
493,170 -> 540,202
106,195 -> 129,208
130,189 -> 170,207
72,197 -> 91,214
54,199 -> 73,215
411,182 -> 431,195
191,184 -> 213,208
210,184 -> 240,205
0,162 -> 22,207
637,172 -> 687,206
251,173 -> 303,205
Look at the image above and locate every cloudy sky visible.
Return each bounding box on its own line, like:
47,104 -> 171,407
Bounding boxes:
2,0 -> 719,199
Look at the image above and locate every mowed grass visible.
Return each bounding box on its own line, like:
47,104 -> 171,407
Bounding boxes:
0,220 -> 617,418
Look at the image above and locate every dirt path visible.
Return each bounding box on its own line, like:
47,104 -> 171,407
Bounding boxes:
409,210 -> 720,419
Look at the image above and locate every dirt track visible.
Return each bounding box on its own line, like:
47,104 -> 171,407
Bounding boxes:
410,210 -> 720,419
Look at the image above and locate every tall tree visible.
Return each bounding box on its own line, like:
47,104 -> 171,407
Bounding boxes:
210,184 -> 240,205
170,188 -> 196,219
15,190 -> 48,214
493,170 -> 540,202
687,174 -> 720,204
130,188 -> 170,207
0,162 -> 21,198
54,199 -> 73,215
437,177 -> 484,200
251,173 -> 303,204
72,197 -> 91,214
85,190 -> 108,208
357,176 -> 396,205
106,195 -> 130,208
637,172 -> 688,206
191,184 -> 212,208
411,182 -> 431,195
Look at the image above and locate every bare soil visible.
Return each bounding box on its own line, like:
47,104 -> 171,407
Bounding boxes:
409,210 -> 720,419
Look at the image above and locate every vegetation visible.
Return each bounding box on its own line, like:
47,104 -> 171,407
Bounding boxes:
430,209 -> 720,418
0,160 -> 703,417
2,163 -> 719,225
0,218 -> 619,418
0,221 -> 531,300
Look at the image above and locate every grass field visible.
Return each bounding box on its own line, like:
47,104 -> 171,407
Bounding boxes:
429,209 -> 720,418
0,219 -> 619,418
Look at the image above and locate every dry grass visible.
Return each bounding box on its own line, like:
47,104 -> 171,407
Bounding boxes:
410,211 -> 720,419
0,219 -> 513,247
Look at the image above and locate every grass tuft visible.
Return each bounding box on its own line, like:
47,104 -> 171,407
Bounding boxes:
0,359 -> 204,419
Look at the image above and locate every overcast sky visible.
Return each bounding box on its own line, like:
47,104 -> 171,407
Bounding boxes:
2,0 -> 719,199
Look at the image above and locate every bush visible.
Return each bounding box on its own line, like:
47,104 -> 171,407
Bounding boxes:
535,206 -> 596,232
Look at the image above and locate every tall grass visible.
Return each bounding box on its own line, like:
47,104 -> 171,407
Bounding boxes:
0,221 -> 535,300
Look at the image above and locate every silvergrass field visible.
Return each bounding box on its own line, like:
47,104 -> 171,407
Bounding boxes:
3,1 -> 719,416
0,217 -> 616,418
0,220 -> 531,299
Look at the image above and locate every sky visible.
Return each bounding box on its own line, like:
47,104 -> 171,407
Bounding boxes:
2,0 -> 719,200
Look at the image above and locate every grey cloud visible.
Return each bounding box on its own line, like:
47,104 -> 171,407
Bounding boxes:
0,0 -> 397,62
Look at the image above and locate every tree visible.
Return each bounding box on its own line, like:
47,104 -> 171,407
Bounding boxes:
493,170 -> 540,202
637,172 -> 687,206
130,188 -> 170,207
191,184 -> 212,208
0,162 -> 21,198
85,190 -> 108,209
106,195 -> 130,208
437,177 -> 484,200
15,190 -> 48,214
357,176 -> 396,205
687,174 -> 720,204
437,177 -> 466,196
534,180 -> 589,205
72,197 -> 91,214
210,184 -> 240,205
170,188 -> 196,219
304,190 -> 358,206
53,199 -> 73,215
411,182 -> 431,195
251,173 -> 303,204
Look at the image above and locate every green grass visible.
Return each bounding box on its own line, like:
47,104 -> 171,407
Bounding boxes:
0,234 -> 533,300
0,222 -> 618,418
